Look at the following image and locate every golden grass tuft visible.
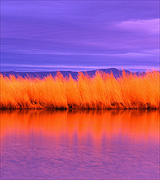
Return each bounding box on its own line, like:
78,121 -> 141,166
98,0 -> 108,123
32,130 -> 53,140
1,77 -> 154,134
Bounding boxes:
0,71 -> 159,109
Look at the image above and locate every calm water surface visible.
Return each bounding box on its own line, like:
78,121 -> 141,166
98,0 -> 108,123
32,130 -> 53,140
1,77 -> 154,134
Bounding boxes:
0,110 -> 159,179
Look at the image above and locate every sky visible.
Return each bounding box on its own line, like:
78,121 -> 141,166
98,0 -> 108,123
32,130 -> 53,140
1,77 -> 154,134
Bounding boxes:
1,0 -> 160,72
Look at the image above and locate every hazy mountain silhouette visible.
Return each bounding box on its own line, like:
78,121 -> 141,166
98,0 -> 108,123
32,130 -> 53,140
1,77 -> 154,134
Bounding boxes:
0,68 -> 145,79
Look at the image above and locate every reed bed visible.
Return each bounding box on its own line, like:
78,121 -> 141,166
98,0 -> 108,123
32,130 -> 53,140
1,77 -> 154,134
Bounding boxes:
0,71 -> 159,109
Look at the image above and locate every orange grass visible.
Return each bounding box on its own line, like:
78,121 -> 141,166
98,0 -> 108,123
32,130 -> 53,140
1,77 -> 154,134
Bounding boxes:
0,71 -> 159,109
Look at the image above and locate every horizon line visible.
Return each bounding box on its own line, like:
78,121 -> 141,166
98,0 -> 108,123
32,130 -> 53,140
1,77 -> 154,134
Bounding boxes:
1,64 -> 159,72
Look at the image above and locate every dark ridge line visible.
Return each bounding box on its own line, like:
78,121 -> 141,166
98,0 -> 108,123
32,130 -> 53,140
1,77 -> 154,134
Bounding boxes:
0,68 -> 147,79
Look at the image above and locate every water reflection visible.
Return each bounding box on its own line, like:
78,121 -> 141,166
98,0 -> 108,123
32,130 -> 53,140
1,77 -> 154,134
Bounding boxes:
0,110 -> 159,179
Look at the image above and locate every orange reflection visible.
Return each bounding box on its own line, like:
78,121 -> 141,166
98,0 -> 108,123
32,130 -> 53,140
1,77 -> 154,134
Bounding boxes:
0,110 -> 159,142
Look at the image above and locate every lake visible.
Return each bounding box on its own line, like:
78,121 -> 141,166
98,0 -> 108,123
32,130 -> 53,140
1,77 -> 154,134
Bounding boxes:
0,110 -> 159,179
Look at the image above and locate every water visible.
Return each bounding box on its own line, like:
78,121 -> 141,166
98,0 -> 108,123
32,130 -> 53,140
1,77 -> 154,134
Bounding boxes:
0,110 -> 159,179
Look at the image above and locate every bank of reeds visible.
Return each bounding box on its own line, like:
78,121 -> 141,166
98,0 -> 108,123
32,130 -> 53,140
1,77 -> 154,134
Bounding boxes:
0,71 -> 159,109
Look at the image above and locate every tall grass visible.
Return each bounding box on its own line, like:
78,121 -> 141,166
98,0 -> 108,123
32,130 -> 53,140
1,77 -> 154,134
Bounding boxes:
0,71 -> 159,109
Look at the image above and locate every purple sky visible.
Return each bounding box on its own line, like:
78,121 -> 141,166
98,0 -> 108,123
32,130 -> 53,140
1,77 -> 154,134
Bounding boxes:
1,0 -> 159,72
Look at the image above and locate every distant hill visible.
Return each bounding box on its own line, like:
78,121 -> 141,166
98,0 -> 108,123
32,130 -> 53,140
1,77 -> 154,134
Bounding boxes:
0,68 -> 146,79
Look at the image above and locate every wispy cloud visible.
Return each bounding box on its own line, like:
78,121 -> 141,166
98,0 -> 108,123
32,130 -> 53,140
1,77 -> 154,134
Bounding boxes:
2,48 -> 159,58
116,19 -> 159,34
1,64 -> 159,72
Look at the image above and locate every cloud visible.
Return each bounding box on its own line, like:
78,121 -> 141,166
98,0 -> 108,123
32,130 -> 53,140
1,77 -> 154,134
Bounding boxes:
1,63 -> 159,72
116,19 -> 159,34
1,47 -> 159,58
